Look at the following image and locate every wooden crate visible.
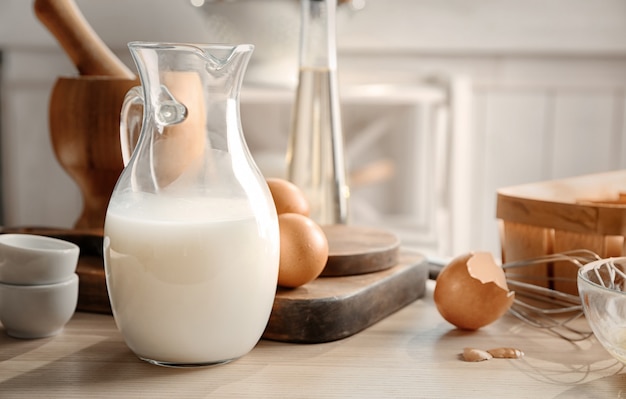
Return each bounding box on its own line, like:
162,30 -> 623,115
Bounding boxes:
496,170 -> 626,294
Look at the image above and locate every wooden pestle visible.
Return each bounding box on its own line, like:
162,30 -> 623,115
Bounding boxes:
34,0 -> 134,78
35,0 -> 207,227
34,0 -> 138,230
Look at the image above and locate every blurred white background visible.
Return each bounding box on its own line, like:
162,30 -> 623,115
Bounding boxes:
1,0 -> 626,259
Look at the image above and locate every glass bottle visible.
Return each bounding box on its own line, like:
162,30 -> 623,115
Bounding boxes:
286,0 -> 350,225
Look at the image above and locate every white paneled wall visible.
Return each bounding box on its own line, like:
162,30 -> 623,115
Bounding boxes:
339,53 -> 626,257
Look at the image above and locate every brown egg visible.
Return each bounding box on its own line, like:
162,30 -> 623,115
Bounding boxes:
277,213 -> 329,288
433,252 -> 515,330
266,178 -> 310,216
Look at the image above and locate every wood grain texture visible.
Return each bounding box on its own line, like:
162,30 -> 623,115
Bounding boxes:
497,170 -> 626,294
0,282 -> 621,398
320,224 -> 400,276
496,170 -> 626,236
49,77 -> 138,230
501,222 -> 552,289
263,251 -> 427,343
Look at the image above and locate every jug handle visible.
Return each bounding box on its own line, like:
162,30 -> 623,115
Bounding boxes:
120,86 -> 144,166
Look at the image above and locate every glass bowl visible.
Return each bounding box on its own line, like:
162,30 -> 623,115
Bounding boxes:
578,257 -> 626,363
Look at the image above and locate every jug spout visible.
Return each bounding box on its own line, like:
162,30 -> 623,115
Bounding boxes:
200,43 -> 255,71
127,42 -> 254,101
199,43 -> 255,97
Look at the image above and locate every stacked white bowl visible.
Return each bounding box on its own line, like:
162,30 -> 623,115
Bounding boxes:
0,234 -> 79,339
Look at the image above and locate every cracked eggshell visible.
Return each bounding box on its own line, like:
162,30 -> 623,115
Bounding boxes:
434,252 -> 515,330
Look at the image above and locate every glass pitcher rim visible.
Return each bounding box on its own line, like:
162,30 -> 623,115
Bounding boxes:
127,41 -> 254,53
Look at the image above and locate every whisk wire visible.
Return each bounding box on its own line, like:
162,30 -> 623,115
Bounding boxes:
593,258 -> 626,290
500,250 -> 601,341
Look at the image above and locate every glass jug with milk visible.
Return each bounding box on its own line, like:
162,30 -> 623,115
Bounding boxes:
104,42 -> 280,367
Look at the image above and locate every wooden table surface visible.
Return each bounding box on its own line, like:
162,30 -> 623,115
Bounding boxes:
1,281 -> 624,398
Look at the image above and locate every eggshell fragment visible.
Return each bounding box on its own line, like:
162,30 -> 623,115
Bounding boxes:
462,347 -> 493,362
266,178 -> 310,216
277,213 -> 329,288
487,347 -> 524,359
434,252 -> 515,330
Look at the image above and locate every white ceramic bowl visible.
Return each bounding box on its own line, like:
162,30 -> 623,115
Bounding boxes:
578,257 -> 626,364
0,273 -> 78,339
0,234 -> 79,285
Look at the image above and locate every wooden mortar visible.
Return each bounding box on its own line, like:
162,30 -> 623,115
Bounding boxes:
49,76 -> 139,230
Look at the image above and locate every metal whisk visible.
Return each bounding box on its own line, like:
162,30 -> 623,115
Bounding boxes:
585,257 -> 626,291
502,250 -> 601,341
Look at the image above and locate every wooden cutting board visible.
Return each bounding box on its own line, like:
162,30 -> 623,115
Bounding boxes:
263,250 -> 427,343
321,224 -> 400,276
0,226 -> 427,343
